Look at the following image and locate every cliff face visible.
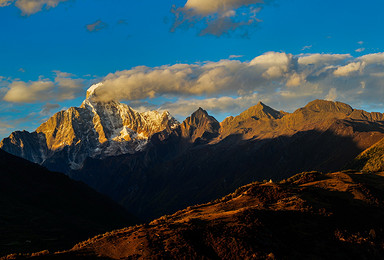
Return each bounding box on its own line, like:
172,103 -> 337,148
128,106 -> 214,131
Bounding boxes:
0,84 -> 178,172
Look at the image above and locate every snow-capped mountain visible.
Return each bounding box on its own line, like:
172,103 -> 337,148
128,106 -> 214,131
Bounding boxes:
0,83 -> 179,172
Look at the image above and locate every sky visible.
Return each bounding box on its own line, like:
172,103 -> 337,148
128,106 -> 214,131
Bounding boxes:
1,0 -> 384,139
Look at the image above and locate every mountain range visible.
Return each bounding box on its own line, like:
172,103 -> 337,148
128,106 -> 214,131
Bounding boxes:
2,85 -> 384,221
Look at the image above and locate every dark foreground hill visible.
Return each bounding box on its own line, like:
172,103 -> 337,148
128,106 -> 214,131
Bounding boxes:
12,170 -> 384,259
0,149 -> 136,257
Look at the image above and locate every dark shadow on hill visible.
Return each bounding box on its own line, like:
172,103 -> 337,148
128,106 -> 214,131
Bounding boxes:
67,128 -> 370,221
0,149 -> 137,257
9,171 -> 384,259
346,119 -> 384,133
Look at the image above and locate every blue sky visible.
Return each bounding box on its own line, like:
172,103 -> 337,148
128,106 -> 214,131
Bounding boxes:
1,0 -> 384,138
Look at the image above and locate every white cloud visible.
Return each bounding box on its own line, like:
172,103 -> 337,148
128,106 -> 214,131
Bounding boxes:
182,0 -> 264,15
359,52 -> 384,64
89,51 -> 384,117
172,0 -> 271,36
298,54 -> 351,66
0,0 -> 70,15
325,88 -> 337,101
229,54 -> 244,59
92,52 -> 292,103
355,48 -> 365,53
40,103 -> 60,116
333,62 -> 365,77
3,81 -> 54,103
286,73 -> 305,87
2,71 -> 85,103
160,94 -> 261,117
54,71 -> 85,100
250,52 -> 292,68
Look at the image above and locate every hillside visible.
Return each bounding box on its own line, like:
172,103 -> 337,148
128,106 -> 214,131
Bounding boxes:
349,137 -> 384,172
0,149 -> 136,257
13,170 -> 384,259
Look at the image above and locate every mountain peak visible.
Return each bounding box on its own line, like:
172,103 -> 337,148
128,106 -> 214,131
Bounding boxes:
86,83 -> 102,99
181,108 -> 220,142
256,101 -> 266,106
239,101 -> 286,120
303,99 -> 353,115
191,107 -> 209,118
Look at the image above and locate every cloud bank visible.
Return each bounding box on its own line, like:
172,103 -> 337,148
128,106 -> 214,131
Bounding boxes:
90,52 -> 384,117
3,71 -> 85,103
172,0 -> 272,36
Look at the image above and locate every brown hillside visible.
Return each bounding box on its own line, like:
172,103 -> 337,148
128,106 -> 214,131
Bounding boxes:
349,137 -> 384,172
17,170 -> 384,259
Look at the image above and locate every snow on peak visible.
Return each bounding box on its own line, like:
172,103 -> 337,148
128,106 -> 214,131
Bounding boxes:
86,82 -> 103,99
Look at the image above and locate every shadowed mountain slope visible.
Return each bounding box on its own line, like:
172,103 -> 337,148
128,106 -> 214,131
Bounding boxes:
15,171 -> 384,259
0,149 -> 136,257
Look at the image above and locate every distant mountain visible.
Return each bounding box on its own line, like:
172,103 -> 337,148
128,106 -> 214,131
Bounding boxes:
0,83 -> 178,173
69,100 -> 384,220
0,149 -> 135,257
19,170 -> 384,259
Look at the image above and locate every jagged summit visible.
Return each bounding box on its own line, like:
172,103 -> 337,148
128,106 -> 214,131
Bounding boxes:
239,101 -> 286,120
189,107 -> 211,122
180,107 -> 220,142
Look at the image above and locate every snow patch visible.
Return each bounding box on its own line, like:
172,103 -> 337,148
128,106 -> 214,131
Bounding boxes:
86,82 -> 103,99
